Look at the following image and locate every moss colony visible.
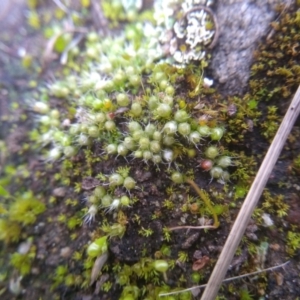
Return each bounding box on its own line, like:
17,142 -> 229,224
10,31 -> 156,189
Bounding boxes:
1,0 -> 300,299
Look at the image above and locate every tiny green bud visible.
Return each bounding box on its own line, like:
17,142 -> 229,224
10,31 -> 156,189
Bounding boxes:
211,127 -> 224,141
95,112 -> 106,123
210,166 -> 223,179
94,186 -> 106,199
144,123 -> 156,137
153,260 -> 169,273
106,143 -> 117,155
64,146 -> 76,157
87,236 -> 108,257
120,195 -> 130,206
123,177 -> 136,190
198,125 -> 211,136
101,194 -> 112,207
143,150 -> 153,161
153,131 -> 162,141
88,125 -> 100,138
139,137 -> 150,150
152,154 -> 162,164
217,156 -> 232,168
150,140 -> 161,153
163,135 -> 175,146
116,93 -> 130,107
105,120 -> 116,131
163,121 -> 177,135
178,122 -> 191,136
156,103 -> 172,118
123,137 -> 136,150
117,144 -> 128,156
128,121 -> 142,133
189,131 -> 201,144
109,173 -> 124,187
130,102 -> 142,117
174,110 -> 189,123
205,146 -> 219,159
171,172 -> 184,184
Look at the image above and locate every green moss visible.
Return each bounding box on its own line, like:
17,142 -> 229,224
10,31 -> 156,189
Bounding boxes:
9,191 -> 45,226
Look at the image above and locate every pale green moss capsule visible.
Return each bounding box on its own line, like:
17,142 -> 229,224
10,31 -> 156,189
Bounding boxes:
205,146 -> 219,159
48,147 -> 61,160
106,143 -> 117,155
64,146 -> 76,157
143,150 -> 153,161
117,144 -> 128,156
217,156 -> 232,168
189,131 -> 201,144
210,166 -> 223,179
163,121 -> 177,135
144,123 -> 156,137
120,195 -> 130,206
148,96 -> 159,110
130,102 -> 142,117
129,74 -> 140,86
95,112 -> 106,123
139,137 -> 150,150
117,93 -> 130,107
150,140 -> 161,153
153,260 -> 169,273
33,101 -> 49,114
88,126 -> 100,138
130,128 -> 143,141
92,99 -> 103,110
156,103 -> 172,118
40,115 -> 51,125
153,71 -> 166,82
221,171 -> 230,182
178,122 -> 191,136
163,135 -> 175,146
152,154 -> 162,164
128,121 -> 142,133
123,137 -> 136,150
162,95 -> 173,106
171,172 -> 184,184
69,124 -> 81,135
109,173 -> 124,187
198,125 -> 211,136
87,236 -> 108,257
174,110 -> 189,123
133,150 -> 143,158
153,131 -> 162,141
78,134 -> 89,145
123,177 -> 136,190
113,71 -> 126,85
101,194 -> 112,207
159,79 -> 169,90
50,109 -> 60,119
94,186 -> 106,199
211,127 -> 224,141
105,120 -> 116,131
165,85 -> 175,96
163,149 -> 174,163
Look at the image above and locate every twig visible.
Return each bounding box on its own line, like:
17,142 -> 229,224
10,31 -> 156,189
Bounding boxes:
159,261 -> 290,297
200,86 -> 300,300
